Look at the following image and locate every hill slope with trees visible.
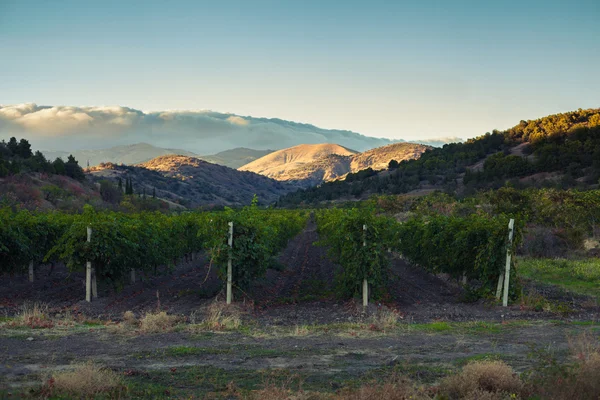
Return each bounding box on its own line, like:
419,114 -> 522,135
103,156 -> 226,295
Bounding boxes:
278,108 -> 600,205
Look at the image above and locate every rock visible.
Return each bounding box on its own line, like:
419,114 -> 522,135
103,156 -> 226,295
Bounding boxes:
26,337 -> 34,341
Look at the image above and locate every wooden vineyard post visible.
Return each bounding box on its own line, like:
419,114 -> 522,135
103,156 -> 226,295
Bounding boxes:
28,261 -> 34,283
131,268 -> 136,284
502,219 -> 515,307
495,272 -> 504,300
86,226 -> 92,302
92,267 -> 98,299
362,224 -> 368,308
227,221 -> 233,305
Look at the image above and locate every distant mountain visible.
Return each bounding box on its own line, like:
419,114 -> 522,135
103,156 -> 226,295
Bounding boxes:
0,103 -> 395,154
198,148 -> 274,169
239,144 -> 359,186
42,143 -> 197,167
88,155 -> 297,207
239,142 -> 429,187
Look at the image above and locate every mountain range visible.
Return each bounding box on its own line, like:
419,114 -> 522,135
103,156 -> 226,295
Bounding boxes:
42,144 -> 273,170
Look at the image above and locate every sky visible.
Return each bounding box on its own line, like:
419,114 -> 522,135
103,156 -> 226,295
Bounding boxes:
0,0 -> 599,142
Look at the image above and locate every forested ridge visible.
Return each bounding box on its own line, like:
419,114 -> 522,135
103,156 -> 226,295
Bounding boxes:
278,108 -> 600,205
0,137 -> 85,180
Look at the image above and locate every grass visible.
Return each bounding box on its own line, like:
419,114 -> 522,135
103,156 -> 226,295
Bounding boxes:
519,257 -> 600,298
40,361 -> 126,398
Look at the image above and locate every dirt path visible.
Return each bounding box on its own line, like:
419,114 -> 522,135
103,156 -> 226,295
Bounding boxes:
1,322 -> 597,395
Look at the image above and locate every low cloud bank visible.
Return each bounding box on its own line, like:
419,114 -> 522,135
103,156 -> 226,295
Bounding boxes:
0,103 -> 457,153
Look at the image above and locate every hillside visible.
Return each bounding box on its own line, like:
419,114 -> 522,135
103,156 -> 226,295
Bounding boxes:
198,148 -> 274,169
88,155 -> 296,207
42,143 -> 198,167
349,142 -> 431,172
278,108 -> 600,205
238,144 -> 358,186
240,142 -> 429,187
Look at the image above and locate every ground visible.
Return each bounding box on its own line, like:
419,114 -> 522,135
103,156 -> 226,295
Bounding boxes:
1,222 -> 599,398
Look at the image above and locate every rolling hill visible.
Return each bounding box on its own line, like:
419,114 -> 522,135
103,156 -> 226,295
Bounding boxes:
198,148 -> 274,169
240,142 -> 429,187
88,155 -> 297,207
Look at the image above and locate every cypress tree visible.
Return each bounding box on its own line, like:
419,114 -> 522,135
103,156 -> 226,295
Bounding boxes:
152,187 -> 156,199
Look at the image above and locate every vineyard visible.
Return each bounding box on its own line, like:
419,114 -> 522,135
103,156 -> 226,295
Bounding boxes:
1,199 -> 519,307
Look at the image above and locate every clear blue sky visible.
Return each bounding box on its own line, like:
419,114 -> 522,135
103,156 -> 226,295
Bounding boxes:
1,0 -> 598,141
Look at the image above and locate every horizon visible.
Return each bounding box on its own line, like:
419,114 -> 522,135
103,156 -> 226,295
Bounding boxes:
1,0 -> 599,145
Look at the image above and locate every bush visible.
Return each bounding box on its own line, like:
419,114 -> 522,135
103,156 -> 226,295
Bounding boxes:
139,311 -> 179,333
42,361 -> 125,398
520,226 -> 569,258
439,360 -> 522,399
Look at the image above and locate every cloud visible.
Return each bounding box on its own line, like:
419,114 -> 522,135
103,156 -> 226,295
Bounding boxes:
0,103 -> 395,154
413,136 -> 463,147
226,115 -> 249,126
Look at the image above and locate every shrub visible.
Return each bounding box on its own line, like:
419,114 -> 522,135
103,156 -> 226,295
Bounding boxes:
439,360 -> 522,399
189,301 -> 242,331
520,226 -> 569,258
42,361 -> 125,398
139,311 -> 179,333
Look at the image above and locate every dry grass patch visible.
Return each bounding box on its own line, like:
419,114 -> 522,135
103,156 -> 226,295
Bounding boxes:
527,332 -> 600,399
439,360 -> 522,399
42,361 -> 125,398
139,311 -> 180,333
4,302 -> 79,329
369,308 -> 400,332
335,375 -> 429,400
189,301 -> 242,331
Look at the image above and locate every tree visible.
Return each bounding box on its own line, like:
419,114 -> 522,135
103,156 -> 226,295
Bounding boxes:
16,139 -> 32,159
117,177 -> 123,192
152,187 -> 156,199
388,159 -> 399,170
52,158 -> 66,175
65,155 -> 85,181
99,180 -> 122,204
6,137 -> 18,156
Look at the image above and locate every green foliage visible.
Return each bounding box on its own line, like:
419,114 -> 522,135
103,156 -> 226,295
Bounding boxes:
315,206 -> 396,299
519,258 -> 600,298
395,213 -> 521,298
199,203 -> 308,290
0,136 -> 86,179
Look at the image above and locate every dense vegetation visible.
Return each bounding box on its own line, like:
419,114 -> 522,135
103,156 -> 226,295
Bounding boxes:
278,108 -> 600,205
316,207 -> 396,299
0,137 -> 85,180
1,202 -> 308,294
199,198 -> 309,289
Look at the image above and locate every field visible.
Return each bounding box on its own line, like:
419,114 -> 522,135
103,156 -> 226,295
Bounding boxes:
1,219 -> 599,399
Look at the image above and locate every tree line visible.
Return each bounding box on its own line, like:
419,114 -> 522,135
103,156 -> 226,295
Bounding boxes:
0,137 -> 85,180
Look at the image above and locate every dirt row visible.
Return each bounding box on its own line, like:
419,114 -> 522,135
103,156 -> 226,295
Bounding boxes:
1,220 -> 598,324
